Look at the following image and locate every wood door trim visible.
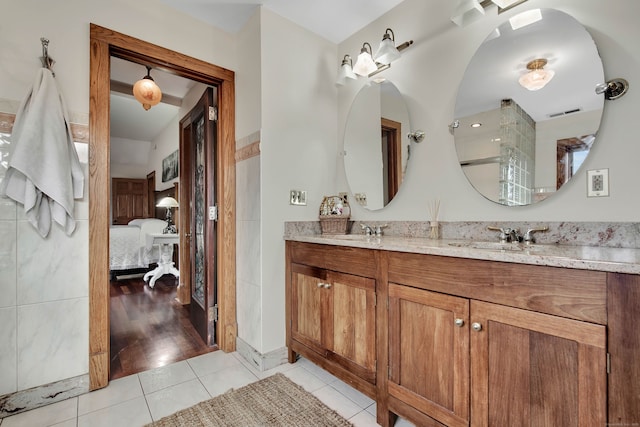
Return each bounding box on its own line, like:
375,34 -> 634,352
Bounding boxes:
381,117 -> 402,201
89,24 -> 236,390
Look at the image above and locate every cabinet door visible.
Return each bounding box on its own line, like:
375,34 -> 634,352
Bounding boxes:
328,271 -> 376,383
471,301 -> 606,427
388,284 -> 470,427
290,263 -> 331,357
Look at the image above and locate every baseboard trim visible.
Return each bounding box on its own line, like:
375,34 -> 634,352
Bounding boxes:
235,337 -> 288,372
0,374 -> 89,418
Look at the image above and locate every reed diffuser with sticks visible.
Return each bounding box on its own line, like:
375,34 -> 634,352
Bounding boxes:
428,199 -> 440,239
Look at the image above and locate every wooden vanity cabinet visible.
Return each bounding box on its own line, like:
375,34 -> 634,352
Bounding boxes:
388,285 -> 470,427
385,252 -> 608,427
285,241 -> 640,426
286,241 -> 378,396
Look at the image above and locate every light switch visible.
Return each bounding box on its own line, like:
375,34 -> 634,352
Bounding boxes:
587,169 -> 609,197
290,190 -> 307,206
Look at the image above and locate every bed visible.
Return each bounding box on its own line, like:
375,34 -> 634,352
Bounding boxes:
109,218 -> 167,274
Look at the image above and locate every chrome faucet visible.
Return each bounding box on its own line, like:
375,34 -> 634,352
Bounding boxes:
487,226 -> 521,243
374,224 -> 388,236
361,224 -> 374,236
523,226 -> 549,244
361,224 -> 388,236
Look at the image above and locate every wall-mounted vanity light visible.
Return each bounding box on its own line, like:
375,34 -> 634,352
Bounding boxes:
336,55 -> 357,86
133,65 -> 162,110
451,0 -> 529,27
337,28 -> 413,85
518,58 -> 555,91
353,43 -> 378,76
374,28 -> 402,65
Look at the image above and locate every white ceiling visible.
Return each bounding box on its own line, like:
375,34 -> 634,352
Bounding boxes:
155,0 -> 406,44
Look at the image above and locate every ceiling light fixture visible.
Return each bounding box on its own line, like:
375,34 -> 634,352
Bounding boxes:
509,8 -> 542,30
491,0 -> 528,11
451,0 -> 529,27
451,0 -> 485,26
518,58 -> 555,91
336,55 -> 357,86
133,65 -> 162,110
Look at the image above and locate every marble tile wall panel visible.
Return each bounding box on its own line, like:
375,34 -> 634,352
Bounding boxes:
236,156 -> 260,222
0,307 -> 17,395
236,220 -> 260,286
236,280 -> 261,350
0,221 -> 17,308
16,220 -> 88,305
16,297 -> 88,390
236,134 -> 261,353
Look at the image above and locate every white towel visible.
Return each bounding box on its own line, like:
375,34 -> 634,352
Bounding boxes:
0,68 -> 84,237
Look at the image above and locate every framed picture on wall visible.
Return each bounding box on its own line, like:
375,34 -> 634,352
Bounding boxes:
162,150 -> 179,182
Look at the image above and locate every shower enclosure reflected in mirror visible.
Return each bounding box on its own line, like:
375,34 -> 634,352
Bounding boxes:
344,80 -> 412,210
453,8 -> 605,206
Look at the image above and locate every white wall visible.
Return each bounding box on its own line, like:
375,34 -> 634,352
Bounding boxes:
259,8 -> 338,353
336,0 -> 640,221
146,116 -> 179,191
235,10 -> 263,353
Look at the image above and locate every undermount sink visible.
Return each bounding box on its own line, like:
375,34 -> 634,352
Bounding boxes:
448,241 -> 541,252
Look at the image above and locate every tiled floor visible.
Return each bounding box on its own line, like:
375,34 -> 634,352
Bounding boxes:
0,351 -> 415,427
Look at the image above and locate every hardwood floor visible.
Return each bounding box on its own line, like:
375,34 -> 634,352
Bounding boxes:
109,275 -> 216,380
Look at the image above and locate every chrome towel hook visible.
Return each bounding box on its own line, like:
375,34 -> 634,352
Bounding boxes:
40,37 -> 55,76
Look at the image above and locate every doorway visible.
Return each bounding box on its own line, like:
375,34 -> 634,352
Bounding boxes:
89,24 -> 237,391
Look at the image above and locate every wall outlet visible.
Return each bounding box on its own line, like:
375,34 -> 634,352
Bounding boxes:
338,192 -> 348,204
289,190 -> 307,205
587,169 -> 609,197
355,193 -> 367,206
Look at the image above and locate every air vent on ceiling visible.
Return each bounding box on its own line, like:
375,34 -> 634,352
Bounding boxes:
548,108 -> 581,118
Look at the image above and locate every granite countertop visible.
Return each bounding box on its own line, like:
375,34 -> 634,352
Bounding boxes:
284,233 -> 640,275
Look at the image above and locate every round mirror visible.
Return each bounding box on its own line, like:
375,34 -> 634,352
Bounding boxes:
344,81 -> 411,210
453,8 -> 604,206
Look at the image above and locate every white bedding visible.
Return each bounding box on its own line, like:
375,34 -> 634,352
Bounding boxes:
109,218 -> 167,271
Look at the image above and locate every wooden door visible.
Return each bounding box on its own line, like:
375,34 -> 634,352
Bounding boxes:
388,284 -> 470,427
328,270 -> 376,383
180,87 -> 217,346
290,263 -> 330,357
471,300 -> 606,427
381,117 -> 402,204
146,171 -> 156,218
111,178 -> 147,224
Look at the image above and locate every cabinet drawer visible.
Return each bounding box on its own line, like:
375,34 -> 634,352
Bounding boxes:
387,251 -> 606,324
289,241 -> 376,278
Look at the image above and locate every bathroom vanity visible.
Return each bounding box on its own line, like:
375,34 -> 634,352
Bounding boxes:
285,234 -> 640,427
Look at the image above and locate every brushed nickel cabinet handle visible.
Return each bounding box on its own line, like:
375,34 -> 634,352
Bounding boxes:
454,318 -> 465,327
472,322 -> 483,332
